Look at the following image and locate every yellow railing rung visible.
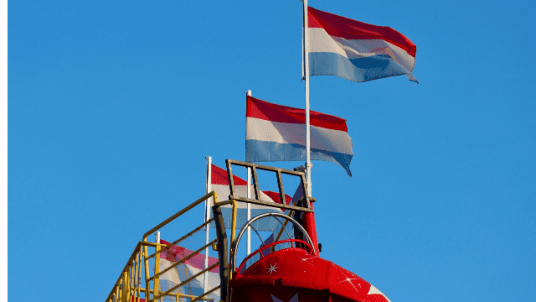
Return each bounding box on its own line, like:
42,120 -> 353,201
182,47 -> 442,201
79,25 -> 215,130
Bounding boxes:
142,191 -> 217,242
156,262 -> 219,300
146,218 -> 215,260
190,285 -> 221,302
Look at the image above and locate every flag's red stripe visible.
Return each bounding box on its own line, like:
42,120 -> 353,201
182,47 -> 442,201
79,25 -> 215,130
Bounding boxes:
211,164 -> 247,185
262,190 -> 291,213
246,96 -> 348,132
308,7 -> 416,58
262,191 -> 291,205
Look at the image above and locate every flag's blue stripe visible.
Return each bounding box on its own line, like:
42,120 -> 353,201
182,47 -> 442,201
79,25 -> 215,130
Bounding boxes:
245,139 -> 352,177
220,208 -> 282,232
309,52 -> 408,83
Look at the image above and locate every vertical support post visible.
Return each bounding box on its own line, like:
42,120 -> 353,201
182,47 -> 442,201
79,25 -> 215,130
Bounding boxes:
136,246 -> 141,302
212,204 -> 229,301
144,244 -> 150,302
230,199 -> 238,282
154,232 -> 161,302
246,90 -> 252,256
128,261 -> 133,302
204,157 -> 212,294
303,0 -> 312,196
125,270 -> 130,302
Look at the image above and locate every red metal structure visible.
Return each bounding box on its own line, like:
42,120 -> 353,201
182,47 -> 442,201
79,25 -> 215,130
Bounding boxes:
105,160 -> 391,302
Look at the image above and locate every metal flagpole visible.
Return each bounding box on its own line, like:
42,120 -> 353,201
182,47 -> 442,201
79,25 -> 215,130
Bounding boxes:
203,156 -> 212,294
246,90 -> 252,255
303,0 -> 312,196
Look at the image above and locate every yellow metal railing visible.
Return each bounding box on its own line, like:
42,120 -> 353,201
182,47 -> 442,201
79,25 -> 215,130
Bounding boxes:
107,158 -> 315,302
106,191 -> 221,302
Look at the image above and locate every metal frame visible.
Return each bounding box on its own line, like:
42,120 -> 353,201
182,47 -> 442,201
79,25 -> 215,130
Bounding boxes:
106,161 -> 318,302
225,159 -> 314,213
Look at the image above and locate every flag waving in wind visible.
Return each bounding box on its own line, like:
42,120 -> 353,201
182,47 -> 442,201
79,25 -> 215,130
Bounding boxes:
308,6 -> 418,83
245,96 -> 353,176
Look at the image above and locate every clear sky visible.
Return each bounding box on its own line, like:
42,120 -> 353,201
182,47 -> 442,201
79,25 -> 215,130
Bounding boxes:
8,0 -> 536,301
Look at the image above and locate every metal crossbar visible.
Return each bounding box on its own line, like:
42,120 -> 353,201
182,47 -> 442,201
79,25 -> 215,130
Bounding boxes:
146,218 -> 215,260
225,159 -> 313,212
191,286 -> 221,302
156,262 -> 220,299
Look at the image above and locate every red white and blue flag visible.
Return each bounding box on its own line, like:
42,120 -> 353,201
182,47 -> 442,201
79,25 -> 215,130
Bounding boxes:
245,96 -> 353,176
308,6 -> 417,83
159,240 -> 220,301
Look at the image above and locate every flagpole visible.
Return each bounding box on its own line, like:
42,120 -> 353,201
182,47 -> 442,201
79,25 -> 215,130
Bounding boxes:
203,156 -> 212,294
303,0 -> 312,196
246,90 -> 252,256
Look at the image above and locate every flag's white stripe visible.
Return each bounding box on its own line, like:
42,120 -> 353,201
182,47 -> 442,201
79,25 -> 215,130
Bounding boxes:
160,258 -> 182,285
308,27 -> 348,57
246,118 -> 352,155
179,261 -> 220,289
211,184 -> 283,211
309,27 -> 415,72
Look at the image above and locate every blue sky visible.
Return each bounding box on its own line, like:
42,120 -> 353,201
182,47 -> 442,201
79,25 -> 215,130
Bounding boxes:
8,0 -> 536,301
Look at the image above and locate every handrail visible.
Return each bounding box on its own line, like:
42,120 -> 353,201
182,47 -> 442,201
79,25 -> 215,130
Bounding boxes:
146,218 -> 215,260
191,285 -> 221,302
142,191 -> 217,302
156,262 -> 220,300
150,239 -> 217,281
106,191 -> 220,302
142,191 -> 218,242
105,242 -> 148,302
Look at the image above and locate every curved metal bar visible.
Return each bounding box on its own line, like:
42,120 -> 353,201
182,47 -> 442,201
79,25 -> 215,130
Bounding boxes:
232,212 -> 315,273
248,224 -> 266,246
271,216 -> 294,241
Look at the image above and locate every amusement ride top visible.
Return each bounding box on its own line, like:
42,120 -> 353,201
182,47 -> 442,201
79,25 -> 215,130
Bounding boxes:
105,160 -> 392,302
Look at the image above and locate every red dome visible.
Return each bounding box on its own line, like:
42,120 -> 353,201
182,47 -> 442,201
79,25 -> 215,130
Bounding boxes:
230,248 -> 391,302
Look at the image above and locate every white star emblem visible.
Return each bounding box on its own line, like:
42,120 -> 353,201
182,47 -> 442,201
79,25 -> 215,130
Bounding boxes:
271,293 -> 299,302
337,267 -> 361,293
267,263 -> 278,274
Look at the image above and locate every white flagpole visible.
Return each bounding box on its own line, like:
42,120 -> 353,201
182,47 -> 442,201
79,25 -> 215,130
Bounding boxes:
203,156 -> 212,294
303,0 -> 312,196
246,90 -> 252,255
